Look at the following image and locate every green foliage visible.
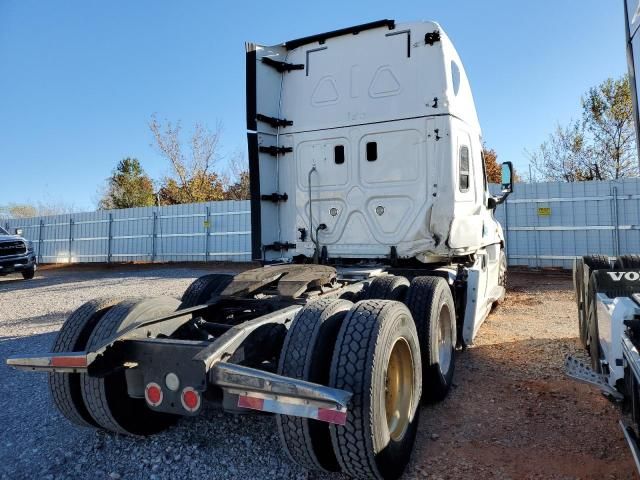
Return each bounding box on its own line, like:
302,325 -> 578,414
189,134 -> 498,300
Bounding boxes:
99,158 -> 156,209
582,75 -> 636,179
97,118 -> 251,210
158,172 -> 226,205
483,146 -> 501,183
225,170 -> 250,200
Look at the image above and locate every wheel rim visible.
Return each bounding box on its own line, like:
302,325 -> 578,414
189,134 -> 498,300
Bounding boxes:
437,303 -> 453,374
385,337 -> 414,442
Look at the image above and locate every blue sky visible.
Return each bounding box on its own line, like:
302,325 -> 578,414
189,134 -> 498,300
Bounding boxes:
0,1 -> 628,210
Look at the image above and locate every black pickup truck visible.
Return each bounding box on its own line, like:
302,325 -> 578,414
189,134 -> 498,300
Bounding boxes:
0,225 -> 36,280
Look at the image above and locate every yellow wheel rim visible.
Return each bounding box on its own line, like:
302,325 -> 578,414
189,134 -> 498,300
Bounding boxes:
385,337 -> 414,441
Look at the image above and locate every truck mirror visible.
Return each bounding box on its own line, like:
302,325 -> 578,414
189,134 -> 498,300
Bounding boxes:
14,228 -> 23,236
501,162 -> 513,193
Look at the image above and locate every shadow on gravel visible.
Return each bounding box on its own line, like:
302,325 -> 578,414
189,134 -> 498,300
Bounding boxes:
2,333 -> 632,480
0,330 -> 328,480
406,337 -> 636,480
1,312 -> 68,329
0,267 -> 214,293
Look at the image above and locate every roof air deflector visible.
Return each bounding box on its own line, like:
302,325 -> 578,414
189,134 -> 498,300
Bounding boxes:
284,19 -> 396,50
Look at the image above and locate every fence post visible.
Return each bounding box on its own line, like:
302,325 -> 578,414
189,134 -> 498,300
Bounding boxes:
612,186 -> 621,259
205,206 -> 211,262
151,211 -> 158,263
107,213 -> 113,264
38,219 -> 44,264
68,218 -> 74,264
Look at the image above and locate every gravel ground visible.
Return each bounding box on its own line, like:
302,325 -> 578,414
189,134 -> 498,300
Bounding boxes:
0,265 -> 636,479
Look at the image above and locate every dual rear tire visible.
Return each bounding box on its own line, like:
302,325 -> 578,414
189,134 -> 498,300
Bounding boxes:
405,276 -> 456,402
578,255 -> 611,371
278,276 -> 455,480
49,298 -> 121,428
49,297 -> 188,435
362,273 -> 456,401
278,298 -> 422,480
330,300 -> 421,480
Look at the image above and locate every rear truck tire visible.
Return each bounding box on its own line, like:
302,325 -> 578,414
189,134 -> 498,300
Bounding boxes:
573,258 -> 588,348
49,298 -> 121,428
494,248 -> 507,306
499,248 -> 507,289
582,255 -> 610,355
586,273 -> 602,372
21,265 -> 36,280
276,298 -> 353,472
81,297 -> 184,435
329,300 -> 422,480
360,275 -> 410,302
582,254 -> 611,271
615,255 -> 640,269
179,273 -> 234,308
405,276 -> 456,402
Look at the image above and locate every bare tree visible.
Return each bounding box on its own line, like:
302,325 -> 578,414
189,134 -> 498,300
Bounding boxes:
528,75 -> 638,182
0,201 -> 78,218
224,150 -> 250,200
149,115 -> 226,204
527,121 -> 596,182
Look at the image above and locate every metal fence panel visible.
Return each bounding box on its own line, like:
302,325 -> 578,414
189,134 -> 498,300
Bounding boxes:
5,181 -> 640,269
492,179 -> 640,269
4,200 -> 252,264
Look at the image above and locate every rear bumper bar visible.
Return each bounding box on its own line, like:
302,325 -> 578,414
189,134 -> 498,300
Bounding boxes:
7,350 -> 351,425
7,352 -> 89,373
212,362 -> 350,424
6,303 -> 351,425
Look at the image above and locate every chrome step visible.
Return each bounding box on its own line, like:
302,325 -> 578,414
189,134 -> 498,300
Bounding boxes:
564,355 -> 623,401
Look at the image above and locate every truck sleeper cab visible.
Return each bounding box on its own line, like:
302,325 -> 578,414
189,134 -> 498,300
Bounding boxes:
247,19 -> 508,265
7,20 -> 512,480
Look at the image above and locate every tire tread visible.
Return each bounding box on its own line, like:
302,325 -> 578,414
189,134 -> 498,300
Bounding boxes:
49,298 -> 120,428
277,298 -> 351,472
360,275 -> 409,302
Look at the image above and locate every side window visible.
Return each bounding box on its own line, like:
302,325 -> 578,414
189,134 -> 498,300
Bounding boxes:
451,60 -> 461,96
459,146 -> 470,192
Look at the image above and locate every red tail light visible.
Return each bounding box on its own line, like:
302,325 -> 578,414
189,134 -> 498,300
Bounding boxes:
145,382 -> 163,407
181,387 -> 201,412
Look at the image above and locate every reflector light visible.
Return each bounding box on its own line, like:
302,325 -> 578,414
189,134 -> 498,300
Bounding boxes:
165,372 -> 180,392
50,356 -> 87,368
181,387 -> 201,412
145,382 -> 163,407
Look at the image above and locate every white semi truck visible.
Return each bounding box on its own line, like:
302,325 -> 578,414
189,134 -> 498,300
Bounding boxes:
564,1 -> 640,472
7,20 -> 513,479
